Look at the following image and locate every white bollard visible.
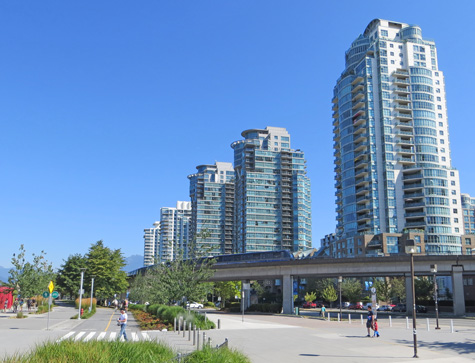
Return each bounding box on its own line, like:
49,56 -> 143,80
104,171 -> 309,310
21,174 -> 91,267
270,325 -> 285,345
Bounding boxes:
360,314 -> 364,325
406,316 -> 409,329
450,319 -> 454,333
338,313 -> 340,322
427,318 -> 430,331
349,314 -> 352,324
328,312 -> 330,322
389,315 -> 392,328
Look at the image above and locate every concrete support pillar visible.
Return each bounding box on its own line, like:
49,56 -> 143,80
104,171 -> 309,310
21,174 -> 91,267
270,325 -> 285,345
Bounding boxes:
451,265 -> 465,316
282,274 -> 293,314
405,275 -> 414,315
242,280 -> 251,310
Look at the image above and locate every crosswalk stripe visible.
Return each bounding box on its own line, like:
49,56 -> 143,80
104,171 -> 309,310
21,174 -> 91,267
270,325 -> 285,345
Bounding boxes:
74,332 -> 86,341
97,332 -> 107,341
131,332 -> 138,342
57,331 -> 75,342
141,332 -> 150,341
83,332 -> 96,342
109,332 -> 117,341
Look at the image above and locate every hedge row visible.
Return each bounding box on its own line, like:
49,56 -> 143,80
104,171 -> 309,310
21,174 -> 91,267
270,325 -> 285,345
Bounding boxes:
247,303 -> 282,313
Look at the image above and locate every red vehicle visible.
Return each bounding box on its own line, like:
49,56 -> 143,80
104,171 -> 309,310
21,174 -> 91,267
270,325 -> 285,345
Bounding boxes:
348,302 -> 364,310
302,301 -> 317,308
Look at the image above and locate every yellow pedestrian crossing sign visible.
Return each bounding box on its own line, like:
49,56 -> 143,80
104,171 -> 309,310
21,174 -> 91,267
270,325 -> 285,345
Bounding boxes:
48,281 -> 54,294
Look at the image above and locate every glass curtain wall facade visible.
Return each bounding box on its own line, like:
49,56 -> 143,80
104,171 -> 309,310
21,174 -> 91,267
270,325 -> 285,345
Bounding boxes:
143,221 -> 160,266
462,193 -> 475,234
158,201 -> 191,262
188,162 -> 235,256
333,19 -> 463,255
231,126 -> 312,253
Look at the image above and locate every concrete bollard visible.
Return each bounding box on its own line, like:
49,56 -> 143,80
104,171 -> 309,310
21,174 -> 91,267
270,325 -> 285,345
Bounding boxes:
389,315 -> 392,328
174,317 -> 177,332
451,320 -> 454,333
338,313 -> 340,322
218,319 -> 221,329
349,314 -> 351,324
208,337 -> 211,347
193,326 -> 196,345
188,323 -> 191,341
203,332 -> 206,349
328,312 -> 330,322
197,328 -> 200,349
183,320 -> 186,337
427,318 -> 430,331
205,312 -> 207,323
360,314 -> 363,325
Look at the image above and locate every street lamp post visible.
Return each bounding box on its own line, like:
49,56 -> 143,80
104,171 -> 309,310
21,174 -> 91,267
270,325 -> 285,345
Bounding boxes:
78,268 -> 86,320
405,239 -> 418,358
430,264 -> 441,330
89,276 -> 95,313
338,276 -> 343,319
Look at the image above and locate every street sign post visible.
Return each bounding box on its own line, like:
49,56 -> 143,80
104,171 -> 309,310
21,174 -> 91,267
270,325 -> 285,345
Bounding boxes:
42,291 -> 50,298
52,291 -> 59,299
48,281 -> 54,294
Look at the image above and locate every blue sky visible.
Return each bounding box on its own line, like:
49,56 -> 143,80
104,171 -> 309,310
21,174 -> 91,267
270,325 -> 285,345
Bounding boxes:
1,1 -> 474,269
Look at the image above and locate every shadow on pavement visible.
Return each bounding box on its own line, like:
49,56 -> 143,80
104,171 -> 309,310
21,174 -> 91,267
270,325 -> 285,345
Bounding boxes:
396,339 -> 475,356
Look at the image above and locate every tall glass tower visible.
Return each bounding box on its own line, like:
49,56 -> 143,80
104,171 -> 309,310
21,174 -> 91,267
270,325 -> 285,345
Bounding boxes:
158,201 -> 192,261
332,19 -> 463,255
231,126 -> 312,253
188,162 -> 235,255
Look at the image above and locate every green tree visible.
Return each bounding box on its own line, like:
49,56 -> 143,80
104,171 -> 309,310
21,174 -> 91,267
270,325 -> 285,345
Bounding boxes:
304,291 -> 317,303
322,285 -> 338,307
390,277 -> 406,303
56,254 -> 87,298
8,245 -> 55,298
305,278 -> 334,301
341,279 -> 362,303
84,241 -> 128,299
214,281 -> 241,308
415,277 -> 433,302
374,279 -> 391,303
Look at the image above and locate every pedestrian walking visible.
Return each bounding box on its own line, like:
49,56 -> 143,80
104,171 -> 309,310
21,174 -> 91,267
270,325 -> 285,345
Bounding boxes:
366,306 -> 374,337
117,309 -> 128,341
27,299 -> 32,312
373,317 -> 380,337
320,304 -> 326,318
4,299 -> 8,312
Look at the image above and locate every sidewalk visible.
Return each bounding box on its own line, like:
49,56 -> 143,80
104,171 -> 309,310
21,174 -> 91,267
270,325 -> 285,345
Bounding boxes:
148,310 -> 475,363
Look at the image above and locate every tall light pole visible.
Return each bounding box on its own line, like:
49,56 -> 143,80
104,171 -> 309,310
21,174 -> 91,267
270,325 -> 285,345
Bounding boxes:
338,276 -> 343,319
430,264 -> 441,330
78,268 -> 86,320
89,276 -> 95,313
405,239 -> 418,358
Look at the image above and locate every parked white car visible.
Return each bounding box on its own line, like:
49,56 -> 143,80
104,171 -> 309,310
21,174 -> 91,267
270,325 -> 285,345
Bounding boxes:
186,302 -> 204,309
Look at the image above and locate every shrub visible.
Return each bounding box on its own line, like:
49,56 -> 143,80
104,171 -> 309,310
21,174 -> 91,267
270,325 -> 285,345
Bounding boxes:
16,312 -> 26,319
228,302 -> 241,312
247,303 -> 282,314
128,303 -> 145,311
75,298 -> 97,310
36,304 -> 52,314
147,304 -> 160,316
204,301 -> 215,308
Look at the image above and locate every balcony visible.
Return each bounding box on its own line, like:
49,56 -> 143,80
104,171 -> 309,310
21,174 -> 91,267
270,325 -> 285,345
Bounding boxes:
405,211 -> 426,218
352,100 -> 365,110
333,117 -> 339,127
353,115 -> 366,127
357,212 -> 373,221
404,192 -> 424,200
354,140 -> 369,152
395,137 -> 413,146
355,167 -> 369,178
395,147 -> 415,154
394,120 -> 413,129
354,158 -> 368,168
355,185 -> 371,195
403,182 -> 424,190
392,69 -> 409,78
354,132 -> 368,144
351,90 -> 365,102
394,95 -> 411,103
352,82 -> 365,93
394,112 -> 412,120
351,76 -> 364,85
397,156 -> 416,164
354,149 -> 368,159
353,122 -> 367,134
394,103 -> 412,111
403,173 -> 423,180
356,194 -> 371,203
355,176 -> 371,186
356,203 -> 371,212
393,86 -> 410,94
332,110 -> 339,119
332,95 -> 338,104
405,220 -> 426,228
332,103 -> 338,111
393,78 -> 410,86
353,107 -> 366,116
404,201 -> 425,209
357,223 -> 373,231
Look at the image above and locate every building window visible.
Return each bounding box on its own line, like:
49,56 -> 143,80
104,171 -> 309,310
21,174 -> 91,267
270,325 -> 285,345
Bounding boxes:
466,238 -> 472,245
414,235 -> 421,243
438,114 -> 443,118
442,157 -> 446,161
454,218 -> 459,223
452,199 -> 457,204
381,30 -> 388,37
437,105 -> 442,110
437,97 -> 441,101
439,122 -> 443,127
440,139 -> 445,144
441,148 -> 445,152
453,209 -> 458,214
451,181 -> 455,186
455,227 -> 460,233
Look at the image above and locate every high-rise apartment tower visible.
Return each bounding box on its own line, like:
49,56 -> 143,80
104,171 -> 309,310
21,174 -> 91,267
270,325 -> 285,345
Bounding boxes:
231,126 -> 312,253
188,162 -> 235,255
158,201 -> 192,261
143,221 -> 160,266
332,19 -> 463,256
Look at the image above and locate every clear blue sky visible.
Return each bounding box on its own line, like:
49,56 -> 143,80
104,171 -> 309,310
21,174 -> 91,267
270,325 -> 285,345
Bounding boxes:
1,1 -> 474,269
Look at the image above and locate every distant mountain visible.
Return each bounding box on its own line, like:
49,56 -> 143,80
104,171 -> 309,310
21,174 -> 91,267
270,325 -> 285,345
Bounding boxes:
0,266 -> 10,284
124,255 -> 144,273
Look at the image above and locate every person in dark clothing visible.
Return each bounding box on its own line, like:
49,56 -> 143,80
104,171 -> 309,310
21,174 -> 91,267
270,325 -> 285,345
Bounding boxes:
366,306 -> 373,337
